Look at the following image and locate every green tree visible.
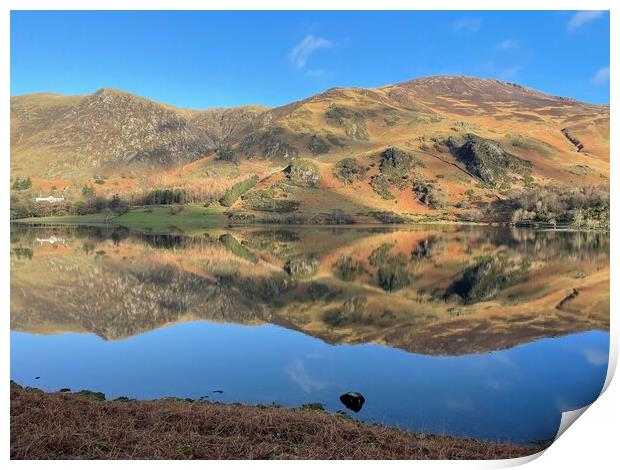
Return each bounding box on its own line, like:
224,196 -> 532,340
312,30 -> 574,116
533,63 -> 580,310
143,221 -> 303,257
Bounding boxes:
217,145 -> 237,163
109,194 -> 129,214
102,208 -> 114,223
334,158 -> 367,185
82,185 -> 96,197
11,177 -> 32,191
219,175 -> 259,207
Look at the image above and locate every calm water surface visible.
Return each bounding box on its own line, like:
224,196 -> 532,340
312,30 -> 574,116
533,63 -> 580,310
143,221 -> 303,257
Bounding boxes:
10,224 -> 610,442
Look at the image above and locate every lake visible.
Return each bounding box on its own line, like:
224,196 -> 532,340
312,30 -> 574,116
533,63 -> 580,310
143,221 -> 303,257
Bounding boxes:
10,224 -> 610,443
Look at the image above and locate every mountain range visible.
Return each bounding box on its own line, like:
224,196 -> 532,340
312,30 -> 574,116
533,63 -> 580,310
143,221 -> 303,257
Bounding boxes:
10,76 -> 610,221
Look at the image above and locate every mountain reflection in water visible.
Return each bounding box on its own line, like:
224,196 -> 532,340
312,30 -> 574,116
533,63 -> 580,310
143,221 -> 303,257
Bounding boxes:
10,224 -> 609,442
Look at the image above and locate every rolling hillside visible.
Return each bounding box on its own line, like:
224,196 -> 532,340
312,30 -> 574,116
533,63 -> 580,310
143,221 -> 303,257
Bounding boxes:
10,76 -> 610,222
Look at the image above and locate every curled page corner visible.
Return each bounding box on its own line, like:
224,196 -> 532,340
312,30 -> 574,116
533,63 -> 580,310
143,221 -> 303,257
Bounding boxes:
601,332 -> 618,395
555,405 -> 591,441
491,404 -> 597,468
498,335 -> 617,467
550,340 -> 616,445
547,335 -> 617,450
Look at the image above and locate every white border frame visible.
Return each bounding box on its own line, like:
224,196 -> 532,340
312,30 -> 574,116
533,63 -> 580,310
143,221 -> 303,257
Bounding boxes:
2,2 -> 616,468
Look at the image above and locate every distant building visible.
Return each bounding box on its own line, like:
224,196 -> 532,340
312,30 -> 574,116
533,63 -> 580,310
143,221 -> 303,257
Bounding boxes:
35,195 -> 65,203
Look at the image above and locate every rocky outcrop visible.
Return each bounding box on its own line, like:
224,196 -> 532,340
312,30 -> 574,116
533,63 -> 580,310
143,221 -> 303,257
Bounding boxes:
191,106 -> 269,147
284,160 -> 320,187
239,127 -> 299,160
324,105 -> 369,140
447,134 -> 533,185
561,128 -> 585,152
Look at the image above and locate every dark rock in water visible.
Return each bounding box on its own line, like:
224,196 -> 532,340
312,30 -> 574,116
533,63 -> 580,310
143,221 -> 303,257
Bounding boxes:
212,390 -> 223,394
59,388 -> 71,392
34,377 -> 40,380
339,392 -> 365,412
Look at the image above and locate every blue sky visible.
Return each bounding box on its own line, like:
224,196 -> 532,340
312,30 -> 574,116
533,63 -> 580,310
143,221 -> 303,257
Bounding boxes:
10,10 -> 610,108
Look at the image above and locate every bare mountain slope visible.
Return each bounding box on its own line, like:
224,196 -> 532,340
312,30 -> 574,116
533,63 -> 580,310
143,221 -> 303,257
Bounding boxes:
10,76 -> 609,220
11,89 -> 215,175
190,105 -> 270,146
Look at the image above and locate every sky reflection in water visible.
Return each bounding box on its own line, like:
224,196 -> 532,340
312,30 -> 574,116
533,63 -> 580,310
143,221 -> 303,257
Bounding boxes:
11,323 -> 608,442
10,225 -> 610,443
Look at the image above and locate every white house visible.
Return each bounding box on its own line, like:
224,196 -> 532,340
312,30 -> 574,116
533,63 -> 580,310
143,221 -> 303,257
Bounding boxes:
35,195 -> 65,203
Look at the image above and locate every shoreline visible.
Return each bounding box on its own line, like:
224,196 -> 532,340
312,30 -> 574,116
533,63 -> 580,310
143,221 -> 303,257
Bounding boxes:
10,383 -> 544,460
10,209 -> 608,232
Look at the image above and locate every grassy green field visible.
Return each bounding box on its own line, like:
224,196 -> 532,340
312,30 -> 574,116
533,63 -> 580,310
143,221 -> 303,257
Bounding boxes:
16,205 -> 228,231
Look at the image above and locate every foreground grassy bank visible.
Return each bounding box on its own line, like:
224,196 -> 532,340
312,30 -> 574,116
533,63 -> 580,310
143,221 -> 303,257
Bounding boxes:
14,205 -> 228,231
10,384 -> 538,460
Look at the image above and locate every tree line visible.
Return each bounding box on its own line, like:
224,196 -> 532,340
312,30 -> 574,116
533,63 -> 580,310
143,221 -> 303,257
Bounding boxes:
501,185 -> 609,229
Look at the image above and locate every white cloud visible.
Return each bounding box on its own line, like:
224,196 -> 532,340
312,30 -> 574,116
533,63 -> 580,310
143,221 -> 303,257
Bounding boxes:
305,69 -> 326,78
445,394 -> 474,411
289,35 -> 333,69
496,39 -> 519,51
287,359 -> 328,393
591,66 -> 610,85
567,11 -> 605,31
452,17 -> 482,33
486,379 -> 510,391
583,348 -> 608,366
490,352 -> 514,367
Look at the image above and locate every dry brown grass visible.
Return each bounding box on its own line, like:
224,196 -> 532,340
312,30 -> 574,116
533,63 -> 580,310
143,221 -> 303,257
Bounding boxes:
10,384 -> 539,460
